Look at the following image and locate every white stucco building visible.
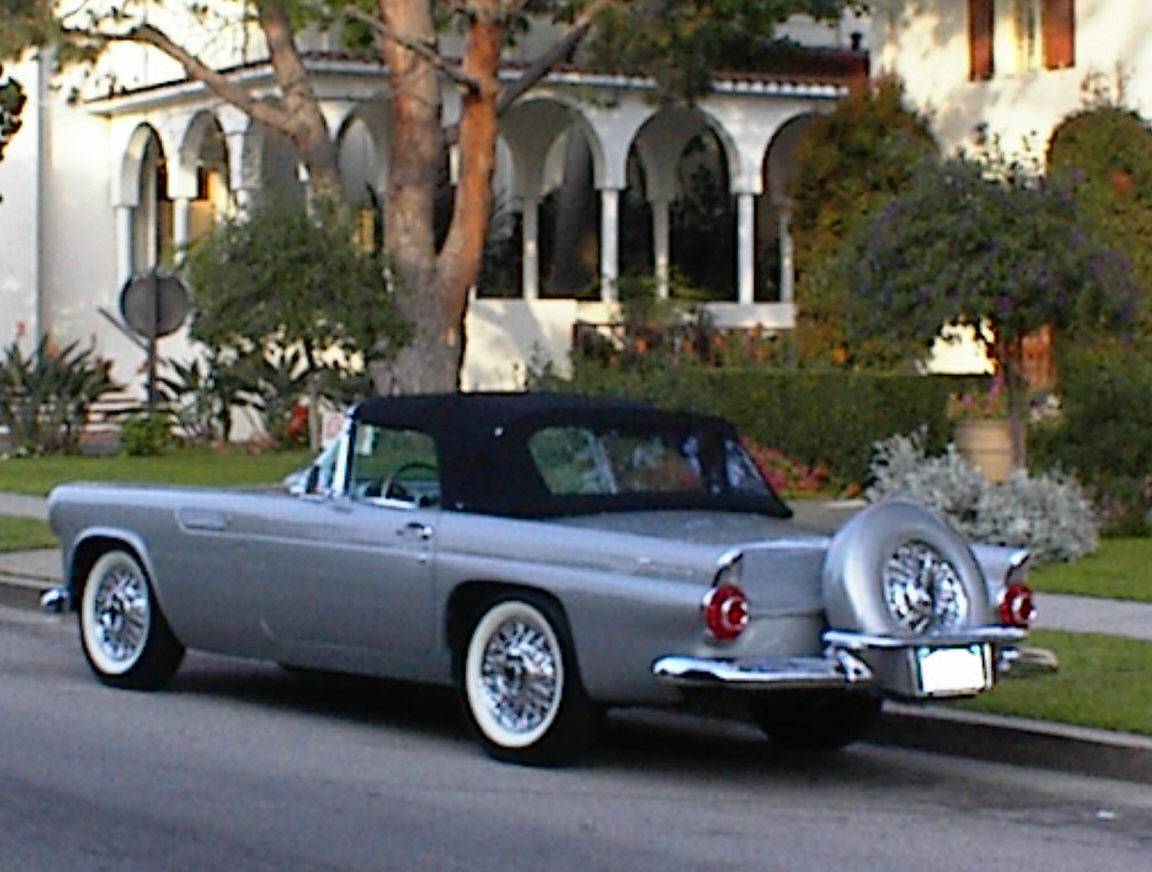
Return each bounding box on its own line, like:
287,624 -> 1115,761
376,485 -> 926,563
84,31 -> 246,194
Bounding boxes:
0,7 -> 875,404
872,0 -> 1152,156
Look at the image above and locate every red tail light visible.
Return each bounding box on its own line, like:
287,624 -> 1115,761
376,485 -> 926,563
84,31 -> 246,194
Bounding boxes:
703,584 -> 749,641
999,584 -> 1035,628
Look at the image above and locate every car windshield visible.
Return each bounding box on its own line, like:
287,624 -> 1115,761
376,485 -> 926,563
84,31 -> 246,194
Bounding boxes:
527,425 -> 770,498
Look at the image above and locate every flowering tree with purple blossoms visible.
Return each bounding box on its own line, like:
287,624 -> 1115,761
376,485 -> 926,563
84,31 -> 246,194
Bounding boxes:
847,153 -> 1139,469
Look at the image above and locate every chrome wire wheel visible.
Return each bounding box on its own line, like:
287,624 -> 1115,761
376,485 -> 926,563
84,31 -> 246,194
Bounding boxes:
78,549 -> 183,690
883,540 -> 969,634
465,600 -> 564,750
82,551 -> 152,675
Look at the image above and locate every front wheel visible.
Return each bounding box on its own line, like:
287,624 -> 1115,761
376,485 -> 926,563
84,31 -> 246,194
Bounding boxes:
750,691 -> 882,752
460,594 -> 595,765
79,549 -> 184,690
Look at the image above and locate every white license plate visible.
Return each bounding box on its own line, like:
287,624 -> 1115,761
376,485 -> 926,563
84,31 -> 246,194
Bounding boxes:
915,645 -> 990,697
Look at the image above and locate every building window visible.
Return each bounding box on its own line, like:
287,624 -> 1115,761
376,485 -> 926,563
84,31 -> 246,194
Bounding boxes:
1014,0 -> 1042,71
1042,0 -> 1075,69
968,0 -> 995,81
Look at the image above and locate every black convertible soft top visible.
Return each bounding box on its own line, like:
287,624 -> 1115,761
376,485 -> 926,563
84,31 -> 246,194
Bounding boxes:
352,392 -> 791,519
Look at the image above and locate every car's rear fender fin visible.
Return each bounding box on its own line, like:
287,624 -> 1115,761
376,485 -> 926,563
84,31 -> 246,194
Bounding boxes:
445,580 -> 574,678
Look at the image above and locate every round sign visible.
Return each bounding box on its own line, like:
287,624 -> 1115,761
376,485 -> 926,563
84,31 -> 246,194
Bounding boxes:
119,271 -> 190,339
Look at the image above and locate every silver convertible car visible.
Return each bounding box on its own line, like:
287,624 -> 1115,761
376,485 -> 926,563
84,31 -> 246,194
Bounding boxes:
45,393 -> 1042,764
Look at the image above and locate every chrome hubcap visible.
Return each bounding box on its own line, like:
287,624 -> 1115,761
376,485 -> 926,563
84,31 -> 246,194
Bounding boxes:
883,541 -> 968,634
92,566 -> 150,663
479,618 -> 559,734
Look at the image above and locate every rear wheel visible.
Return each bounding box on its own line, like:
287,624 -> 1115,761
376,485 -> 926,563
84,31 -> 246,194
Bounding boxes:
750,691 -> 882,751
79,549 -> 184,690
460,593 -> 595,765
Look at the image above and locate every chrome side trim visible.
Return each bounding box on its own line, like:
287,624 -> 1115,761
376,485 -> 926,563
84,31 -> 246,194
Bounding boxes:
823,626 -> 1026,650
40,586 -> 73,614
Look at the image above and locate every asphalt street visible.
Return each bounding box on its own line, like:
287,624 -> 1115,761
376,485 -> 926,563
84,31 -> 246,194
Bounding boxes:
2,603 -> 1151,872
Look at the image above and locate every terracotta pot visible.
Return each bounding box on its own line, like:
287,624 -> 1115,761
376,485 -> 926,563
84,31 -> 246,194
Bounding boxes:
954,419 -> 1015,483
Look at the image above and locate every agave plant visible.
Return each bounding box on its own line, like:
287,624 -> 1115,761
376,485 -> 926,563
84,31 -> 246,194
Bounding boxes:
0,336 -> 119,454
156,352 -> 251,444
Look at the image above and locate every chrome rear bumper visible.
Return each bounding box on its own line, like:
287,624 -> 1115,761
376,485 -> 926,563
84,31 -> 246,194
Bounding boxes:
653,626 -> 1044,698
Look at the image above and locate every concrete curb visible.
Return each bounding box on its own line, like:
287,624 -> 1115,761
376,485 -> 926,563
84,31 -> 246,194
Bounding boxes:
874,703 -> 1152,786
2,569 -> 1149,785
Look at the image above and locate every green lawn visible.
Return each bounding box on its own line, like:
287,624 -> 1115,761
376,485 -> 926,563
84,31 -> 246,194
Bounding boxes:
0,447 -> 313,496
955,629 -> 1152,736
1031,537 -> 1152,603
0,516 -> 57,552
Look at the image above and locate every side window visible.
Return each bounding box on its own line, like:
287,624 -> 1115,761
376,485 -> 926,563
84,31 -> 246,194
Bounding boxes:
349,424 -> 441,508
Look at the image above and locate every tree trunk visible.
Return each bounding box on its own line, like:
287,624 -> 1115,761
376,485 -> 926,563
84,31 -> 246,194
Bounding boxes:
996,340 -> 1028,472
258,0 -> 342,200
374,0 -> 505,394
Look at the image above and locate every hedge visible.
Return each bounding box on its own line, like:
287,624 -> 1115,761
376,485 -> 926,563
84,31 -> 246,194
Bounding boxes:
1030,337 -> 1152,533
535,363 -> 960,484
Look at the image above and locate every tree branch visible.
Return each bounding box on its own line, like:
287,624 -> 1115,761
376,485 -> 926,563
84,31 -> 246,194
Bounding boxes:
82,24 -> 291,133
495,0 -> 611,113
342,6 -> 481,93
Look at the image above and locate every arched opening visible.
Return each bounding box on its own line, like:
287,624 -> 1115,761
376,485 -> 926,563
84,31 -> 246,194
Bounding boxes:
181,113 -> 231,247
130,127 -> 173,271
760,112 -> 819,303
498,98 -> 606,300
338,109 -> 387,252
627,108 -> 737,302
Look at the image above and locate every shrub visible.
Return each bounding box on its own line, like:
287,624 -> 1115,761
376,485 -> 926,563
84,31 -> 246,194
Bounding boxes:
533,361 -> 956,484
121,413 -> 175,456
0,335 -> 119,455
869,430 -> 1098,563
742,441 -> 830,497
157,354 -> 251,444
1030,336 -> 1152,534
1048,106 -> 1152,326
788,76 -> 937,365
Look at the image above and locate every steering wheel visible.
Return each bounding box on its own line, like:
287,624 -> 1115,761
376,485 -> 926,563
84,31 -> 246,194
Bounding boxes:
381,461 -> 440,502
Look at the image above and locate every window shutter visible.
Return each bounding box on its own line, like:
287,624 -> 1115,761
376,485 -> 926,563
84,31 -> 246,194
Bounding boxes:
1043,0 -> 1075,69
969,0 -> 995,81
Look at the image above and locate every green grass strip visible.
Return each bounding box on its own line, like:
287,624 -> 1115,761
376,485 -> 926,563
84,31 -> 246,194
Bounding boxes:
0,447 -> 313,496
956,629 -> 1152,736
1032,537 -> 1152,603
0,516 -> 56,552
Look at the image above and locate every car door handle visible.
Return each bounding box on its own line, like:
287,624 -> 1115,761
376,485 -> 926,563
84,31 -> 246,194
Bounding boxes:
397,522 -> 434,541
176,508 -> 229,532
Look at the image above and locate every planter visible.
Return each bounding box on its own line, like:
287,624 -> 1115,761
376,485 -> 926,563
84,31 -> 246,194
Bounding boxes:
954,419 -> 1015,483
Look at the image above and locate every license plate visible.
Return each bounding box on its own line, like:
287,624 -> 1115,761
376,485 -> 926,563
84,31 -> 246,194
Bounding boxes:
915,644 -> 991,697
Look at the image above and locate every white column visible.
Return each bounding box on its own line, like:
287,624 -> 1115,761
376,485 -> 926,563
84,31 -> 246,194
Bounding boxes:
599,187 -> 620,304
226,130 -> 256,219
521,195 -> 539,300
736,192 -> 755,305
172,197 -> 191,265
778,203 -> 795,303
115,205 -> 134,287
652,198 -> 670,300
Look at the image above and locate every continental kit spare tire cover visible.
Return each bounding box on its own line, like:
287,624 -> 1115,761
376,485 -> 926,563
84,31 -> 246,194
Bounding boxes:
822,499 -> 989,635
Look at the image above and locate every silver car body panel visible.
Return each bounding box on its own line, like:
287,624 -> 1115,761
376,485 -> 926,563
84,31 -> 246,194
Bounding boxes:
48,399 -> 1038,707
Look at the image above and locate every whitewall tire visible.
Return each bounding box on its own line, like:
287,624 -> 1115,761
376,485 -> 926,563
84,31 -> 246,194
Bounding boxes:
79,549 -> 184,690
461,593 -> 595,765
